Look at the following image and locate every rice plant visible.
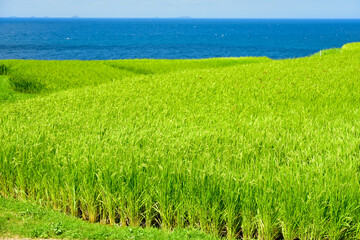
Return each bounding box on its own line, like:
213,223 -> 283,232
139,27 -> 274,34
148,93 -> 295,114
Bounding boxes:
1,43 -> 360,239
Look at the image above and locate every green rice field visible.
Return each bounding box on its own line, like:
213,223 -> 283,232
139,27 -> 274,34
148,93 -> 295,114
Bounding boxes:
1,43 -> 360,239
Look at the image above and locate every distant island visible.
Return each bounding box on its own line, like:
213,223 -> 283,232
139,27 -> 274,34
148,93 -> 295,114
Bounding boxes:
175,16 -> 192,19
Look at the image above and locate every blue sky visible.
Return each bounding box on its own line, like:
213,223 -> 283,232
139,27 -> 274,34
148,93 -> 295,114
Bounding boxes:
0,0 -> 359,18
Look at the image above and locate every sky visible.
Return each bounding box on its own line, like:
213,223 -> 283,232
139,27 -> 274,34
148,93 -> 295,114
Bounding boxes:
0,0 -> 359,18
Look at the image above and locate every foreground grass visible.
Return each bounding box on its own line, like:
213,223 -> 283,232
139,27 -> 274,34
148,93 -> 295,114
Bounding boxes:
1,43 -> 360,239
0,198 -> 218,240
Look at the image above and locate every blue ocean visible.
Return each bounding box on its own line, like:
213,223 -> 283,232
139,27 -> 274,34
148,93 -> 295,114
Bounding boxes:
0,18 -> 359,60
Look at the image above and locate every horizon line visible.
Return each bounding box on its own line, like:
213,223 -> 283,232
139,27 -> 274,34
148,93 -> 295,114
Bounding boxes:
1,17 -> 360,20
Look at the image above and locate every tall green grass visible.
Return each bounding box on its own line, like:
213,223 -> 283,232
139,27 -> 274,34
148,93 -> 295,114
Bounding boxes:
0,57 -> 269,93
1,43 -> 360,239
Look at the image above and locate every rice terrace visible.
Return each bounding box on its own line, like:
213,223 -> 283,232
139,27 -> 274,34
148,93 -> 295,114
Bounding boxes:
0,42 -> 360,239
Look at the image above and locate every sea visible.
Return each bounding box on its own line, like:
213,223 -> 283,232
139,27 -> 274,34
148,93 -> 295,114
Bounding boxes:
0,18 -> 359,60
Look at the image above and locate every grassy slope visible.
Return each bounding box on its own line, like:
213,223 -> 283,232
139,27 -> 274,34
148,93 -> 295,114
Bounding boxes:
0,198 -> 219,240
0,76 -> 35,102
0,57 -> 270,94
1,43 -> 360,239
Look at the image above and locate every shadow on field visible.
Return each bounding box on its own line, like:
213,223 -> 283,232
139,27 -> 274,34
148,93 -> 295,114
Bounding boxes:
105,63 -> 154,75
0,64 -> 7,75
